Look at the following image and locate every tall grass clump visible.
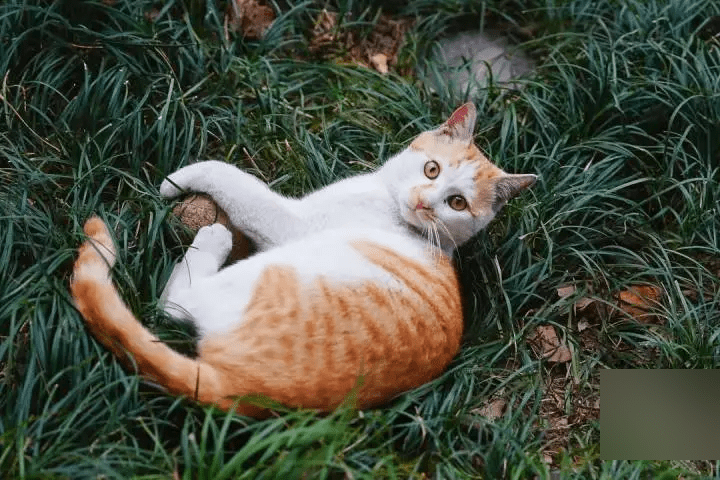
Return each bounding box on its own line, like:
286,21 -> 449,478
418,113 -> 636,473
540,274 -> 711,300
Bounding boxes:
1,0 -> 719,477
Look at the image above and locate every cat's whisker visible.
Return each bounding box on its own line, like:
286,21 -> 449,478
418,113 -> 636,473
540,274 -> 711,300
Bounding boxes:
421,222 -> 438,258
434,227 -> 443,260
426,221 -> 436,255
424,218 -> 443,260
432,222 -> 442,254
435,218 -> 459,253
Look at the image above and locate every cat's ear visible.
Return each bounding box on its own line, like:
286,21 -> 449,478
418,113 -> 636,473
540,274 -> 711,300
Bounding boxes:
436,103 -> 477,143
492,173 -> 537,211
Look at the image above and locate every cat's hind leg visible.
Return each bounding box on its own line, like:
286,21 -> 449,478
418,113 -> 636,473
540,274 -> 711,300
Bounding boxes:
160,223 -> 232,319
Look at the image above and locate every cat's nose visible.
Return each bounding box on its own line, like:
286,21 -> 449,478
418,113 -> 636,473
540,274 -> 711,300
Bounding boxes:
415,201 -> 429,210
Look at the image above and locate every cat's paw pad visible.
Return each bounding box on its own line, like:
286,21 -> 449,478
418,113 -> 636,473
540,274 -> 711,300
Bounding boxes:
191,223 -> 233,258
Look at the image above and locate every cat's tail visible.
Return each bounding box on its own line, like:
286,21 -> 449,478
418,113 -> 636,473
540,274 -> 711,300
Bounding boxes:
70,216 -> 262,415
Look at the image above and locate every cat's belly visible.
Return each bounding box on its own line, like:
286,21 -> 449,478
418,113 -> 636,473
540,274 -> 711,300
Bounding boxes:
178,228 -> 439,336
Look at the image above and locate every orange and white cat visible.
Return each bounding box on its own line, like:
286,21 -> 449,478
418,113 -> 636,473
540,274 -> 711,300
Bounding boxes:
71,103 -> 536,417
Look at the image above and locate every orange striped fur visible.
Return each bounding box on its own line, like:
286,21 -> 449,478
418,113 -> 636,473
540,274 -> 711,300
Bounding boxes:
71,218 -> 463,416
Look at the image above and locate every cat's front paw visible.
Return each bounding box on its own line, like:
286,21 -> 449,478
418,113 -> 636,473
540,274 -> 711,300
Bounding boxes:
160,177 -> 183,198
191,223 -> 233,260
160,163 -> 203,198
160,161 -> 229,198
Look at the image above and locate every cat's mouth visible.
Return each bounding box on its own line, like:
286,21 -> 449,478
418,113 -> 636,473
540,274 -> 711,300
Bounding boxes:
403,204 -> 450,252
415,208 -> 434,223
404,202 -> 435,229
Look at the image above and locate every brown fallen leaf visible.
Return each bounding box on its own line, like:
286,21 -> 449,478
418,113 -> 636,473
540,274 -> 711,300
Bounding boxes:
530,325 -> 572,363
575,297 -> 595,312
557,283 -> 595,313
226,0 -> 274,40
549,416 -> 569,430
473,397 -> 507,421
556,285 -> 575,299
309,9 -> 339,53
615,285 -> 664,324
306,10 -> 413,75
144,8 -> 160,22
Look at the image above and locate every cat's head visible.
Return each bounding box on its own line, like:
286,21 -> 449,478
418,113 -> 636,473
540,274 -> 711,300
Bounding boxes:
383,103 -> 537,252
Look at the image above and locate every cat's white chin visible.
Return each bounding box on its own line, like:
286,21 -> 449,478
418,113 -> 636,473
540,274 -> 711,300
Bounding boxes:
401,207 -> 425,229
402,208 -> 438,238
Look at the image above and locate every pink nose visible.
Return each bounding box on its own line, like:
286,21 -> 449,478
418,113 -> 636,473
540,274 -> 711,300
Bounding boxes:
415,202 -> 427,210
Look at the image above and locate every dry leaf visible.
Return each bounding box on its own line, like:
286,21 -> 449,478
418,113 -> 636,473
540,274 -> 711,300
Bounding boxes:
550,416 -> 569,429
531,325 -> 572,363
309,9 -> 339,52
615,285 -> 663,323
574,296 -> 594,311
681,288 -> 714,302
369,53 -> 389,73
227,0 -> 274,39
557,283 -> 594,313
473,398 -> 507,421
556,285 -> 575,298
306,10 -> 412,75
144,8 -> 160,22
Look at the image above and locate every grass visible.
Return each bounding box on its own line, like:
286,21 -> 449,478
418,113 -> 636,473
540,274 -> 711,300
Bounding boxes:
1,0 -> 719,477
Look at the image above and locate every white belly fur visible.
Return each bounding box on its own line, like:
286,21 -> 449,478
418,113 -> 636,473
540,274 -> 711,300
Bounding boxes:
179,228 -> 433,335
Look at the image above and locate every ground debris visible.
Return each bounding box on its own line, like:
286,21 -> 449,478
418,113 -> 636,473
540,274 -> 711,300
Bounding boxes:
529,325 -> 572,363
226,0 -> 275,39
308,10 -> 413,74
614,285 -> 664,324
555,282 -> 666,325
472,397 -> 507,421
538,374 -> 600,469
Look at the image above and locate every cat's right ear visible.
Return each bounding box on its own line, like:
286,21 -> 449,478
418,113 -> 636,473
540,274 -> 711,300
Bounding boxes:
436,103 -> 477,143
492,173 -> 537,212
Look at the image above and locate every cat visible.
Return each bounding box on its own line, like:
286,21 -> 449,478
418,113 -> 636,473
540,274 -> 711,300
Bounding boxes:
70,103 -> 536,417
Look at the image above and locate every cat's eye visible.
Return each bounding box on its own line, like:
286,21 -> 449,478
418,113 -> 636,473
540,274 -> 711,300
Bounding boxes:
447,195 -> 467,211
424,160 -> 440,179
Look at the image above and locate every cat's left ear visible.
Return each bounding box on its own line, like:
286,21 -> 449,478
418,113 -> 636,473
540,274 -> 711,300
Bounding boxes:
439,103 -> 477,143
492,173 -> 537,211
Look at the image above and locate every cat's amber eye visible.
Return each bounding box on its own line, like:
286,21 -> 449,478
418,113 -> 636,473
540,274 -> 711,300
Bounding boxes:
447,195 -> 467,211
424,160 -> 440,179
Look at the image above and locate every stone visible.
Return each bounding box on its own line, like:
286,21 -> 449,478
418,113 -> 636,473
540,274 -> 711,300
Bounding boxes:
429,31 -> 535,94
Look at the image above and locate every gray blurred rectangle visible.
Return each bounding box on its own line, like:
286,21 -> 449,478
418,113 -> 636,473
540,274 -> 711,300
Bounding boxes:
601,369 -> 720,460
